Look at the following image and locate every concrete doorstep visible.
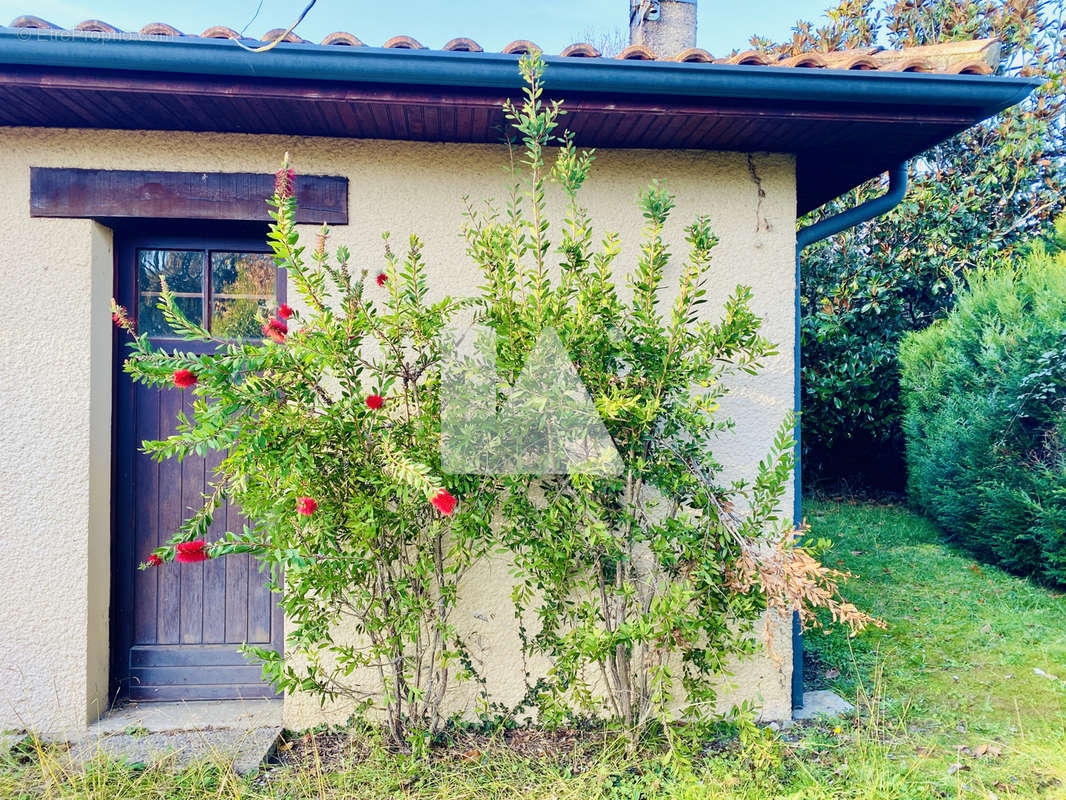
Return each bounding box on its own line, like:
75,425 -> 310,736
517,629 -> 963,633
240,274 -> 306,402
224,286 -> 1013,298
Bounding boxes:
67,699 -> 283,776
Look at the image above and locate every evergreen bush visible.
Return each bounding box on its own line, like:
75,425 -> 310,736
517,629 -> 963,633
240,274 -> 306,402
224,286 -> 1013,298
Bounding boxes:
900,218 -> 1066,584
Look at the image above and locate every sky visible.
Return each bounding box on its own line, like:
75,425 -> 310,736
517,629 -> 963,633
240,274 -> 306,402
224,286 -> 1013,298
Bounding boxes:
0,0 -> 833,56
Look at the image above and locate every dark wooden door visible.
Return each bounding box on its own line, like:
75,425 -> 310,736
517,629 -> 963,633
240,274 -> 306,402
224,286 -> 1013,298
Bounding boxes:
112,227 -> 283,702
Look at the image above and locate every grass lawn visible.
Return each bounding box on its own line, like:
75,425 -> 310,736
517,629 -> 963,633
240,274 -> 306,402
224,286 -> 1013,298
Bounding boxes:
798,500 -> 1066,799
2,501 -> 1064,799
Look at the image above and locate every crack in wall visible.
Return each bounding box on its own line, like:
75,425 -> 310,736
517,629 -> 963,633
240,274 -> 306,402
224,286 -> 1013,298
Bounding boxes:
747,154 -> 771,233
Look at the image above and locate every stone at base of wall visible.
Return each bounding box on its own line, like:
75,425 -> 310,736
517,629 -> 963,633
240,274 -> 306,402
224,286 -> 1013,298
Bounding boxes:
792,690 -> 855,721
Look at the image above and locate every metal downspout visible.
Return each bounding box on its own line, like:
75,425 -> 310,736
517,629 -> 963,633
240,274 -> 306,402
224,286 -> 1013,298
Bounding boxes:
790,162 -> 909,710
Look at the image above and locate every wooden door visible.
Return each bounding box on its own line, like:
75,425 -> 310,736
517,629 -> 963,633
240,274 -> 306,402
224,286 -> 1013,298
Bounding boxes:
112,227 -> 283,702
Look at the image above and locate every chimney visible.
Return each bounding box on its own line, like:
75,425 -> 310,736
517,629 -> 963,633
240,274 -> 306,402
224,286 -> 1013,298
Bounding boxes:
629,0 -> 697,58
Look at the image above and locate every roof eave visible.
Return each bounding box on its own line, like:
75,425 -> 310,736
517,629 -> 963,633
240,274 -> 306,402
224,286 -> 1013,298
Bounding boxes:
0,28 -> 1039,119
0,27 -> 1042,214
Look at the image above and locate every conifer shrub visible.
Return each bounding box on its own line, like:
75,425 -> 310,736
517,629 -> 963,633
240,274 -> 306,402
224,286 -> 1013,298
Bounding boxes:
900,219 -> 1066,585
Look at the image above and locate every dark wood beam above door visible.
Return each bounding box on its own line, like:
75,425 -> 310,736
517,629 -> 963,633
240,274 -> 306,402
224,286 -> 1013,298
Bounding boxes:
30,168 -> 349,224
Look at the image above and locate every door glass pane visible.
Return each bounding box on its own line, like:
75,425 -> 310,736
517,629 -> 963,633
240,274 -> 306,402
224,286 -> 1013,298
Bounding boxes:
138,250 -> 204,338
210,252 -> 276,339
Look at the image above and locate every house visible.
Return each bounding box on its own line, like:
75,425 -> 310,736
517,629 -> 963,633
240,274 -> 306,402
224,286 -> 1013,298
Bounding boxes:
0,3 -> 1037,739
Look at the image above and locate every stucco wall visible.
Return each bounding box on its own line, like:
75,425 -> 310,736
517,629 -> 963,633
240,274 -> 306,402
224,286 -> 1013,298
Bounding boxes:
0,127 -> 795,736
0,202 -> 113,738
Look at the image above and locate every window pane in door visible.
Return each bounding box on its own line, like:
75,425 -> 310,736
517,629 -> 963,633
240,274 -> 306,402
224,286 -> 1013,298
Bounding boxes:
137,250 -> 204,338
210,252 -> 276,339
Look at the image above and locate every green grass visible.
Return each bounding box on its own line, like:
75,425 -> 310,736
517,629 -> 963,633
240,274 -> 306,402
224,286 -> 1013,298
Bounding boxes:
2,501 -> 1064,799
799,499 -> 1066,799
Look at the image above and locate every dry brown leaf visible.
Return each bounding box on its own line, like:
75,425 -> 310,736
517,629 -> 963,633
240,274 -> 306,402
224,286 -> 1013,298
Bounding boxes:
727,524 -> 884,636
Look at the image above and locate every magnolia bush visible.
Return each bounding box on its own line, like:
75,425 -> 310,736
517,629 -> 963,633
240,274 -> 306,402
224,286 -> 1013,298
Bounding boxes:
754,0 -> 1066,488
118,53 -> 875,748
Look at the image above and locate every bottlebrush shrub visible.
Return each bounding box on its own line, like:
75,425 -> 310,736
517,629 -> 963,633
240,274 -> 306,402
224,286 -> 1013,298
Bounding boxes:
119,163 -> 493,746
118,55 -> 877,747
464,53 -> 879,737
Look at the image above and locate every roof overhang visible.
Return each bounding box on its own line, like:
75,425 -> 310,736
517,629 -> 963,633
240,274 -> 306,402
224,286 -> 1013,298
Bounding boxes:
0,28 -> 1040,214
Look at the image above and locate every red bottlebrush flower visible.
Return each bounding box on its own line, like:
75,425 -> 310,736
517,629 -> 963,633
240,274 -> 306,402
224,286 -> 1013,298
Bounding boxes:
365,394 -> 385,410
111,301 -> 136,335
376,272 -> 388,287
172,369 -> 198,389
297,496 -> 318,516
262,317 -> 288,343
277,303 -> 294,320
430,489 -> 457,516
146,554 -> 163,568
275,166 -> 295,202
175,540 -> 210,563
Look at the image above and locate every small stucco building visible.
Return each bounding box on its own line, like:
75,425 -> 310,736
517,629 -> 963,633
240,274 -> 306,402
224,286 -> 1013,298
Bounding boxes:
0,7 -> 1035,738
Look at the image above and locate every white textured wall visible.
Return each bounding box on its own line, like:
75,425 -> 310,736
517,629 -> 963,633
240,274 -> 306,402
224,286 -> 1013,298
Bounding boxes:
0,127 -> 795,736
0,205 -> 113,738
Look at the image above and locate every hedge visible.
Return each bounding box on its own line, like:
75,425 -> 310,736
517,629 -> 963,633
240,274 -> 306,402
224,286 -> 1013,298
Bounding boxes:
899,222 -> 1066,586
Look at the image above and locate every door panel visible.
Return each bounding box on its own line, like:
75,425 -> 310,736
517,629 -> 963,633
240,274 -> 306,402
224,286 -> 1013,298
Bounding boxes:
112,229 -> 283,702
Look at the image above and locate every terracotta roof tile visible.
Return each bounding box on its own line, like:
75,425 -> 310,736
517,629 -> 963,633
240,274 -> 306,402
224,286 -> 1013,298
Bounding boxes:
673,47 -> 714,63
139,22 -> 184,37
321,31 -> 363,46
820,53 -> 880,70
199,25 -> 239,40
383,35 -> 424,49
725,50 -> 773,66
560,42 -> 601,58
10,15 -> 59,29
442,37 -> 482,52
869,38 -> 1000,73
881,56 -> 936,73
501,40 -> 540,55
779,53 -> 829,68
262,28 -> 304,44
73,19 -> 121,33
949,60 -> 994,75
2,18 -> 1003,76
617,44 -> 657,60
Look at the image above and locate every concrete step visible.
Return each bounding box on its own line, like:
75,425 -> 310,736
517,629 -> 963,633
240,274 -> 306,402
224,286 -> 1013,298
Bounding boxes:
69,699 -> 282,775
